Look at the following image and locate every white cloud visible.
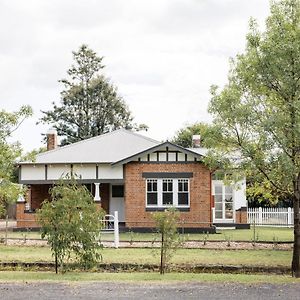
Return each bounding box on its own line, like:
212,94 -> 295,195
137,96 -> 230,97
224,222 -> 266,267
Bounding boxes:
0,0 -> 270,151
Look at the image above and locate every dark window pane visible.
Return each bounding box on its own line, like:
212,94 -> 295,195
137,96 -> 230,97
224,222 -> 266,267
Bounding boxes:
168,182 -> 173,191
178,182 -> 183,192
178,193 -> 188,205
163,182 -> 167,191
147,182 -> 151,191
184,182 -> 188,191
112,185 -> 124,197
163,193 -> 173,205
153,182 -> 157,191
147,193 -> 157,205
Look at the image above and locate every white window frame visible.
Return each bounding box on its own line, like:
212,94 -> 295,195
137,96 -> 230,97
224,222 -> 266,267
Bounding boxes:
213,180 -> 235,221
146,178 -> 190,208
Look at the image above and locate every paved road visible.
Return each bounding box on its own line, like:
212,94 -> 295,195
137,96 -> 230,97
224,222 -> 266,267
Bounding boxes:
1,282 -> 299,300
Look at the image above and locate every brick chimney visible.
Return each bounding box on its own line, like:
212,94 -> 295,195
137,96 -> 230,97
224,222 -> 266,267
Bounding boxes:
192,134 -> 201,148
47,128 -> 58,151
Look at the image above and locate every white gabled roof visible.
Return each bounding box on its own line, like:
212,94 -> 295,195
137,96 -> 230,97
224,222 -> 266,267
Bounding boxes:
23,129 -> 160,164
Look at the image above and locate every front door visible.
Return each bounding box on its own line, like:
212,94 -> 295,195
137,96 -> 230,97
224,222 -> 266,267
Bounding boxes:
214,183 -> 234,222
109,185 -> 125,222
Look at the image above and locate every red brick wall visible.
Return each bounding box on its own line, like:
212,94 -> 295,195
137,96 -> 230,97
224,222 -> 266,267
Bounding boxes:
236,207 -> 248,224
30,185 -> 52,210
16,203 -> 39,228
124,162 -> 212,228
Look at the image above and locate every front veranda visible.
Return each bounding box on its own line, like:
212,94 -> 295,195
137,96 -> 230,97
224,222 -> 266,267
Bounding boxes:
16,182 -> 120,228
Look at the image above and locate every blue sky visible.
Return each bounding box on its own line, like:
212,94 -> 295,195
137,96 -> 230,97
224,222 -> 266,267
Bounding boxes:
0,0 -> 270,151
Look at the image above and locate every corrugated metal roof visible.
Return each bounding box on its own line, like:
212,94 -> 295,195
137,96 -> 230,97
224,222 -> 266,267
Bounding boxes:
22,129 -> 160,164
188,147 -> 209,156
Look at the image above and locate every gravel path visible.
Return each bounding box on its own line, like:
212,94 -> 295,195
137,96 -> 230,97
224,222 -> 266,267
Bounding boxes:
4,239 -> 293,250
1,282 -> 300,300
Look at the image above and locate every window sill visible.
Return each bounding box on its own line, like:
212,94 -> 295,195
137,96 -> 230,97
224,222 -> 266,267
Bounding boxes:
145,207 -> 190,212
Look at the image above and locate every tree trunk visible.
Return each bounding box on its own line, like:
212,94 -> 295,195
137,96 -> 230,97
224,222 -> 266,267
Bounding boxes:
292,181 -> 300,277
55,252 -> 58,274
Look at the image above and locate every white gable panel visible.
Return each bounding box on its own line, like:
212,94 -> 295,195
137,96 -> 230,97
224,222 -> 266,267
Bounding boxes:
187,154 -> 195,161
21,165 -> 45,180
159,152 -> 166,161
168,153 -> 176,161
150,153 -> 157,161
178,153 -> 185,161
47,165 -> 71,180
140,155 -> 147,162
98,164 -> 123,179
73,164 -> 96,180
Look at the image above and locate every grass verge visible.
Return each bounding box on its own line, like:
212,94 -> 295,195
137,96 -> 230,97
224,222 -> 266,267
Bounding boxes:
0,271 -> 299,284
0,246 -> 292,267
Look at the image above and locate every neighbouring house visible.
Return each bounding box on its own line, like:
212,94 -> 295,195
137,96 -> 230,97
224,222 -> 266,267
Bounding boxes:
17,129 -> 248,231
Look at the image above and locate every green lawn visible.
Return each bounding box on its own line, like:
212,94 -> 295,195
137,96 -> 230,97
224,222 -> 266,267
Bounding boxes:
0,226 -> 294,242
0,246 -> 292,267
0,271 -> 299,284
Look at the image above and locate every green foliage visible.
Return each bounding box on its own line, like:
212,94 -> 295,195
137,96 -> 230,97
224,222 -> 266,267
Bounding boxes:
0,106 -> 32,214
206,0 -> 300,276
172,122 -> 211,148
152,208 -> 181,274
36,179 -> 105,273
21,147 -> 47,163
40,44 -> 147,145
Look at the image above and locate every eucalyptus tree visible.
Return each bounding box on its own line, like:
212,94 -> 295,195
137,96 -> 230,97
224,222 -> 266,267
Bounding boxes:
206,0 -> 300,277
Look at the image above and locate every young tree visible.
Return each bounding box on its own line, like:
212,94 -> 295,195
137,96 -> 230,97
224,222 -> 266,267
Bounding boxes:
152,208 -> 181,274
206,0 -> 300,277
0,105 -> 32,215
172,122 -> 210,148
40,44 -> 147,145
36,179 -> 105,273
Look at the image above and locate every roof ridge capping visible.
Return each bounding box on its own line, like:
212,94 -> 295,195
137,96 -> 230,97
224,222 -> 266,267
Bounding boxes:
35,128 -> 160,159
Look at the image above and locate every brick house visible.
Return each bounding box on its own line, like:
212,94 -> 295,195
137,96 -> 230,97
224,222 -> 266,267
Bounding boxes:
17,129 -> 248,231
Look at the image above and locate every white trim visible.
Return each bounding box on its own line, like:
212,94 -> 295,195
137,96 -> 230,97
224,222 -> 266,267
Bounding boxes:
213,180 -> 235,223
145,178 -> 190,209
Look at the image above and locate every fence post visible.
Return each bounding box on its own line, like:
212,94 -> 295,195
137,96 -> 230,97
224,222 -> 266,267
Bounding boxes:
258,207 -> 262,225
114,211 -> 119,249
287,207 -> 292,227
5,215 -> 8,245
212,207 -> 215,223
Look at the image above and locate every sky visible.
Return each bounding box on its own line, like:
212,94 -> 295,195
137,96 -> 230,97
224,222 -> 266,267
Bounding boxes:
0,0 -> 271,152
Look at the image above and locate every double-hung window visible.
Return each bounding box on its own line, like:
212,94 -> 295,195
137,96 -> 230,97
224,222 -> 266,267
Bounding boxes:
147,179 -> 158,206
178,179 -> 189,206
146,178 -> 189,208
162,179 -> 173,205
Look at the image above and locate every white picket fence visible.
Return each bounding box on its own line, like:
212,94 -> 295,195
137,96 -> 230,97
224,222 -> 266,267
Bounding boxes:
247,207 -> 294,227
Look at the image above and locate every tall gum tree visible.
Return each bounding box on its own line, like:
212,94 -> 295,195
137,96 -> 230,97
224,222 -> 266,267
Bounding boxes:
206,0 -> 300,277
